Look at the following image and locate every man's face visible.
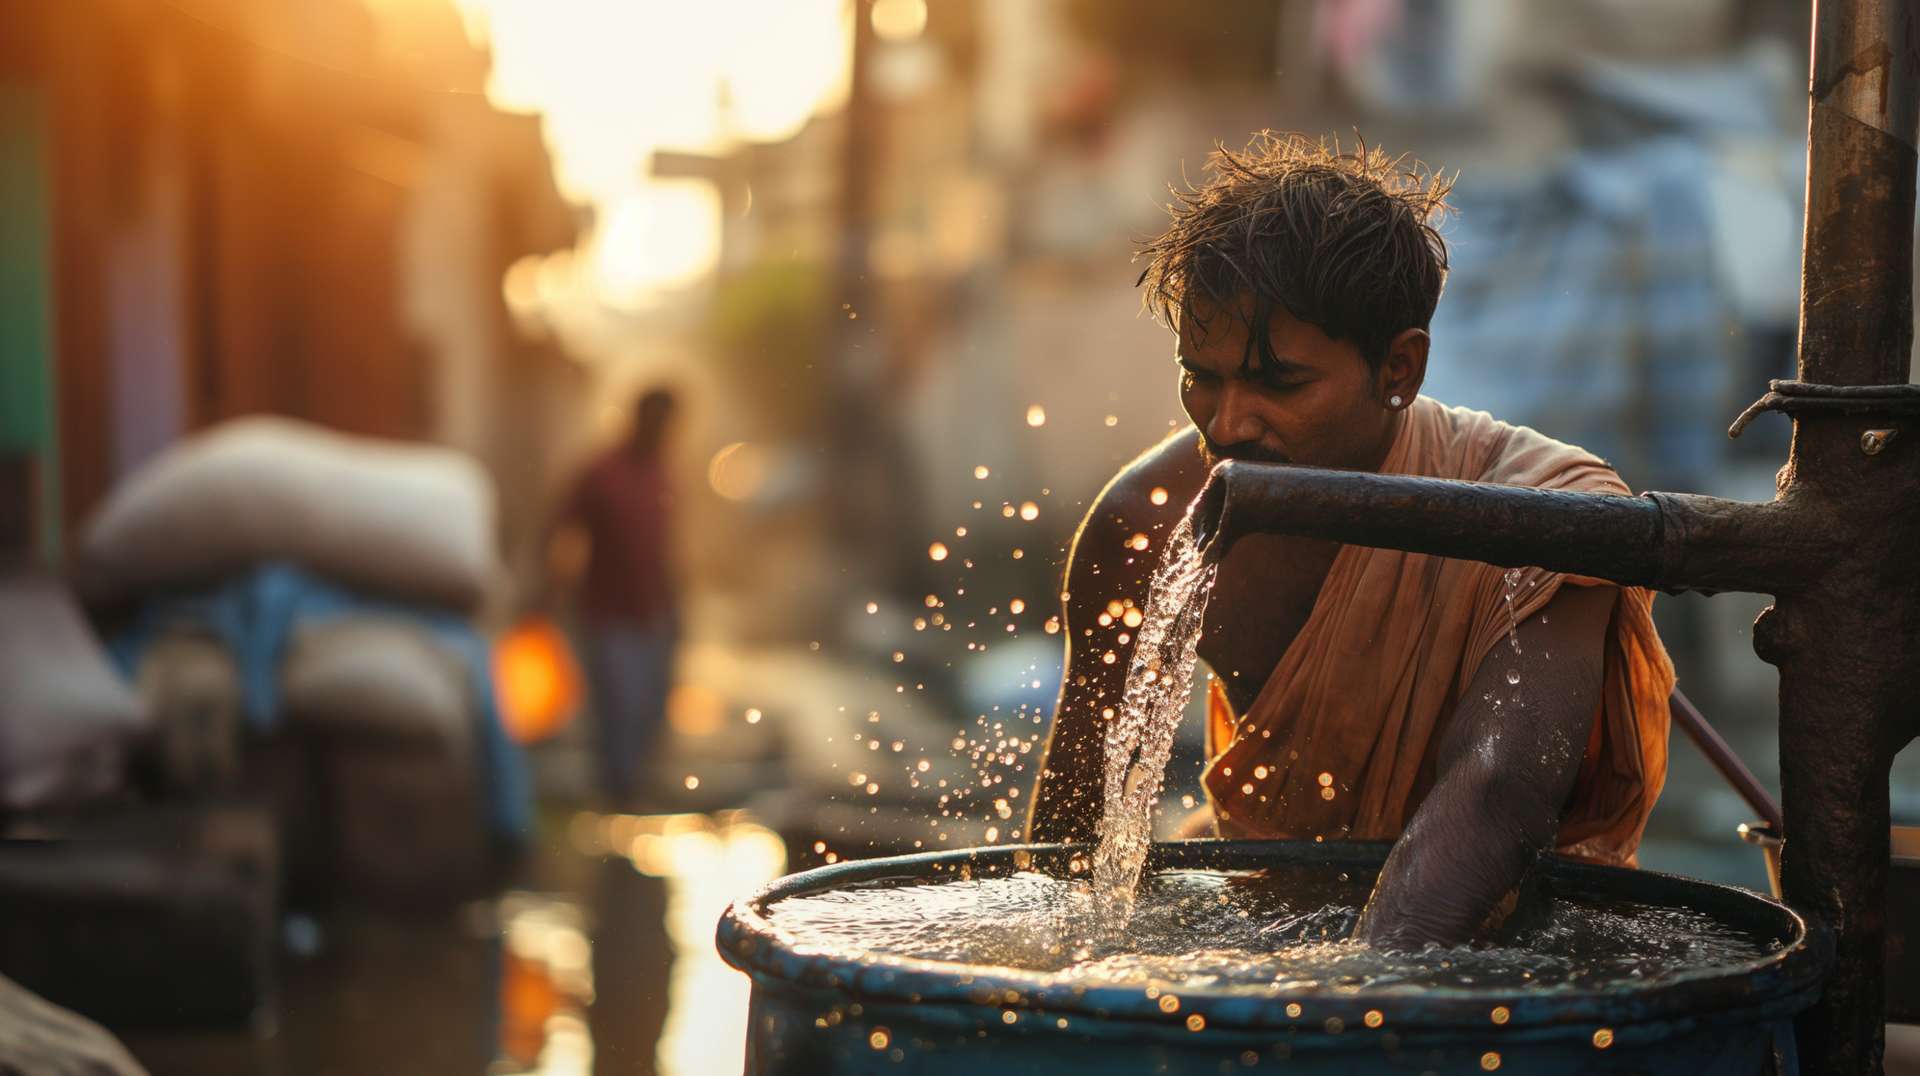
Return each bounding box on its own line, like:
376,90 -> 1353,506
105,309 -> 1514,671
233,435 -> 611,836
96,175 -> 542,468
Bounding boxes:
1177,295 -> 1396,473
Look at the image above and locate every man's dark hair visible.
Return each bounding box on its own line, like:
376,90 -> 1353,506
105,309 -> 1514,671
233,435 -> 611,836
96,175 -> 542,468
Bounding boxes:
1137,132 -> 1454,374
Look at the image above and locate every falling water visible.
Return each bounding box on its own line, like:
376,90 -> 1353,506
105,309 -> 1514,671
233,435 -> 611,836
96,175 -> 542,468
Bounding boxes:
1501,567 -> 1524,687
1088,513 -> 1217,929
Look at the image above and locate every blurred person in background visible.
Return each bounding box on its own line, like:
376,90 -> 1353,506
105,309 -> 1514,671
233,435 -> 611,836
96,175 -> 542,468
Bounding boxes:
1028,134 -> 1675,950
544,387 -> 681,810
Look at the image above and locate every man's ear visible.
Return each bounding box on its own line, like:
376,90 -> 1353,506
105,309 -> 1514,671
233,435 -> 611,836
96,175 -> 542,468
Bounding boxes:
1377,328 -> 1430,406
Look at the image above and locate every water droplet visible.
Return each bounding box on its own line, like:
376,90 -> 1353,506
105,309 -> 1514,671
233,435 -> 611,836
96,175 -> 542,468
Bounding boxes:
1490,1006 -> 1510,1025
865,601 -> 879,614
1285,1003 -> 1303,1018
1185,1014 -> 1205,1032
745,708 -> 763,724
1505,668 -> 1521,686
1592,1028 -> 1614,1049
1364,1010 -> 1383,1028
1020,501 -> 1040,521
869,1028 -> 890,1050
1026,405 -> 1047,427
928,542 -> 949,561
1501,568 -> 1524,658
1316,772 -> 1334,787
1010,598 -> 1027,614
1103,414 -> 1118,426
1149,486 -> 1169,506
1158,994 -> 1180,1013
1481,1051 -> 1502,1071
683,775 -> 700,790
973,465 -> 990,479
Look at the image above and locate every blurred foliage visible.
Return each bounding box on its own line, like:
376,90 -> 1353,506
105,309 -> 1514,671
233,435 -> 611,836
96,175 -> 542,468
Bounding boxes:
705,259 -> 834,433
1062,0 -> 1277,82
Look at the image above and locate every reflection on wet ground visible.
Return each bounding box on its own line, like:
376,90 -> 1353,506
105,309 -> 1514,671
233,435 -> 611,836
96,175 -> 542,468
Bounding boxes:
119,811 -> 783,1076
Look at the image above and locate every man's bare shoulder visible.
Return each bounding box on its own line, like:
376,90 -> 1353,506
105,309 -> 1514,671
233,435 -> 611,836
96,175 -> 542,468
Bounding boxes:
1074,428 -> 1207,560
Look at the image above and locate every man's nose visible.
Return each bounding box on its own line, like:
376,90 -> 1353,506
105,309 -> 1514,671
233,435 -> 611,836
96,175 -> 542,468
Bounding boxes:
1206,382 -> 1267,448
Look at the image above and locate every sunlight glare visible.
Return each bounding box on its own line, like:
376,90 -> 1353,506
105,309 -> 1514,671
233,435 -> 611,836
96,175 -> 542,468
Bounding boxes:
449,0 -> 852,311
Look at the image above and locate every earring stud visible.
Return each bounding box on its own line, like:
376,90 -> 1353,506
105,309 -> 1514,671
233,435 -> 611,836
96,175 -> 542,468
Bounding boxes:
1389,394 -> 1404,407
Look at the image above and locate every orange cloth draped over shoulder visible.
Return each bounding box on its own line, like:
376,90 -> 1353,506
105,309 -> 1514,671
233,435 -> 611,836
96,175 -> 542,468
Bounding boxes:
1201,397 -> 1675,866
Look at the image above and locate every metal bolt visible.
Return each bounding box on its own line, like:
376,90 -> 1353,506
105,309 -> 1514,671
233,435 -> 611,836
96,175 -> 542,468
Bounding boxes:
1861,428 -> 1897,455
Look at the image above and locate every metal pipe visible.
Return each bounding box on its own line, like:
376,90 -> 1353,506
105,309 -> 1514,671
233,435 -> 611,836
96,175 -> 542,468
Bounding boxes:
1670,688 -> 1783,834
1799,0 -> 1918,387
1194,461 -> 1799,597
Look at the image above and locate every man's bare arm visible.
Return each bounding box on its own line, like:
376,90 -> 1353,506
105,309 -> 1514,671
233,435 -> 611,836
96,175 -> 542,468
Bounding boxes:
1355,582 -> 1616,949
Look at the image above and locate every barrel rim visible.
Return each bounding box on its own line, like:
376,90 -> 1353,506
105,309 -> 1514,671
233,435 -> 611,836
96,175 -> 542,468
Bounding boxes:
716,840 -> 1831,1032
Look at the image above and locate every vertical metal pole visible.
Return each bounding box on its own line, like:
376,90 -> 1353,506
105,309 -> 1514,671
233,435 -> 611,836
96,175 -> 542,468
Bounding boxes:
1796,0 -> 1917,387
1778,2 -> 1919,1072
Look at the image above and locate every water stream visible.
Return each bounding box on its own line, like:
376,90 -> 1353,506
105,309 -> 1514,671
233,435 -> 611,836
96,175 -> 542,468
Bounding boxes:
1088,513 -> 1216,929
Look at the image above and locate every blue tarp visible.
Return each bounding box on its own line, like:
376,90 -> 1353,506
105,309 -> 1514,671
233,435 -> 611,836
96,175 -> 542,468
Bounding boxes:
108,562 -> 531,845
1422,46 -> 1806,493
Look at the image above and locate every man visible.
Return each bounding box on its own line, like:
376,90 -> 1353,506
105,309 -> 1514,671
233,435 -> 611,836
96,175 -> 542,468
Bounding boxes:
1028,134 -> 1673,949
549,387 -> 680,809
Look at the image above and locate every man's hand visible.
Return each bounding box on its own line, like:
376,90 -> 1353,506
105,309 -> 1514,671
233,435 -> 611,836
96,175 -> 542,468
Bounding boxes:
1355,582 -> 1616,950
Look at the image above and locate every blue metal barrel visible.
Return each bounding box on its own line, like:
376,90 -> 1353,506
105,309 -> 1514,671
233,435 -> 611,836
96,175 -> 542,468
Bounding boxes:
718,840 -> 1829,1075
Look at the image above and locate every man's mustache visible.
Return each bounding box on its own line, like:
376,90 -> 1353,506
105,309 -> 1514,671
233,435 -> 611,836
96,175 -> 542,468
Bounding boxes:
1202,437 -> 1290,465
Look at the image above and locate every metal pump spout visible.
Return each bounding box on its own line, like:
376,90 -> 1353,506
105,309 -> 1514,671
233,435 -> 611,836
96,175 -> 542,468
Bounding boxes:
1193,461 -> 1806,597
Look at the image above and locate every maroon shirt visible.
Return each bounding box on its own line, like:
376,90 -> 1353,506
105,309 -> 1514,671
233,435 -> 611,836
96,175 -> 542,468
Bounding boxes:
568,447 -> 674,625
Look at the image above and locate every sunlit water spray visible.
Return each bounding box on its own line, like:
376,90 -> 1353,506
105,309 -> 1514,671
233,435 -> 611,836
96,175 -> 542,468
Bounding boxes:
1088,512 -> 1217,930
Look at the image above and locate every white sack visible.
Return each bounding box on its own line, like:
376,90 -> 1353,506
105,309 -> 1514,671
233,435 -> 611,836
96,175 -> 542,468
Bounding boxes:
281,615 -> 471,749
82,416 -> 498,610
0,575 -> 148,810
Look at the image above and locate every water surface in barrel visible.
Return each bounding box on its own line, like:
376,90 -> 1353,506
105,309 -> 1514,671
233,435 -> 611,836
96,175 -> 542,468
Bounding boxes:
764,867 -> 1778,993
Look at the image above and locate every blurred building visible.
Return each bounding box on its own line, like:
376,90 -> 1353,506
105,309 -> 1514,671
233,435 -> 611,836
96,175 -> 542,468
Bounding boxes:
0,0 -> 577,562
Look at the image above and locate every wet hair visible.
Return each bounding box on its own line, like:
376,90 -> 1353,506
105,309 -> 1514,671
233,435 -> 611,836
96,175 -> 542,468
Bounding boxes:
1136,132 -> 1454,374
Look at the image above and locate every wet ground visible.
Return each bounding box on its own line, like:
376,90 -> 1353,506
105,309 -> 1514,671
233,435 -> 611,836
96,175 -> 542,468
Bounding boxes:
117,809 -> 784,1076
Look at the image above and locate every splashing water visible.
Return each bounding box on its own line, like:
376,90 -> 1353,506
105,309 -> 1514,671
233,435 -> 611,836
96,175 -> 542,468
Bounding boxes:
1089,513 -> 1216,929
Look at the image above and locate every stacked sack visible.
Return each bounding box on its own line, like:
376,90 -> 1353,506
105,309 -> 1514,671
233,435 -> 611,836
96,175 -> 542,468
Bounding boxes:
85,417 -> 527,907
0,575 -> 147,813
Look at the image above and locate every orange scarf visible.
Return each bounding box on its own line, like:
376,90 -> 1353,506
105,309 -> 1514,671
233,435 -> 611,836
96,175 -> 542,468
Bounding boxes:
1202,397 -> 1674,866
